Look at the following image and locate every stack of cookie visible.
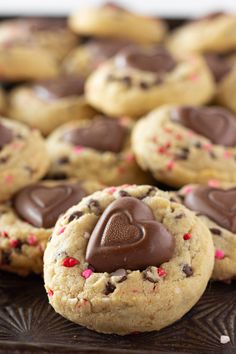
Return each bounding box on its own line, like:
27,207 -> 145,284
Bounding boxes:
0,3 -> 235,336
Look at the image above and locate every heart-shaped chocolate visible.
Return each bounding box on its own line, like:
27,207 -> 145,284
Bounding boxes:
0,123 -> 13,149
13,183 -> 87,228
62,117 -> 127,153
171,106 -> 236,147
85,197 -> 175,272
204,53 -> 232,82
184,186 -> 236,232
33,75 -> 85,101
115,46 -> 177,74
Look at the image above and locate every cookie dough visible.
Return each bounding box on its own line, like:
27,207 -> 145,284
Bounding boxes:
69,3 -> 166,45
172,184 -> 236,281
44,184 -> 214,335
0,18 -> 78,81
168,12 -> 236,56
0,179 -> 101,276
0,118 -> 50,202
8,75 -> 96,136
86,46 -> 215,117
132,105 -> 236,187
63,38 -> 133,77
47,116 -> 151,185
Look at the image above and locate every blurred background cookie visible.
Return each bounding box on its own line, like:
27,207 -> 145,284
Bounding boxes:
8,75 -> 96,135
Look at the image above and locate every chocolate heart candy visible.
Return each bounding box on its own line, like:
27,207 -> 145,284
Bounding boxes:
0,123 -> 13,149
62,117 -> 127,153
204,54 -> 232,82
13,183 -> 87,228
33,75 -> 85,100
116,46 -> 177,74
171,106 -> 236,147
184,186 -> 236,233
85,197 -> 175,272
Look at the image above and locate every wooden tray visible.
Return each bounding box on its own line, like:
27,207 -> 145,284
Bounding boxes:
0,270 -> 235,354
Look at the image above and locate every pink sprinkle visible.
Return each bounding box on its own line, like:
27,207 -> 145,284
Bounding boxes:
190,74 -> 198,81
1,231 -> 9,238
48,289 -> 54,297
57,227 -> 65,235
9,239 -> 19,248
183,233 -> 192,240
208,179 -> 220,187
28,234 -> 38,246
125,153 -> 135,163
164,127 -> 172,134
187,131 -> 194,138
106,186 -> 116,194
175,133 -> 182,141
166,160 -> 175,171
157,267 -> 167,277
62,257 -> 79,267
215,249 -> 225,260
223,151 -> 233,159
120,184 -> 130,188
82,268 -> 93,279
74,146 -> 84,154
157,146 -> 166,154
4,174 -> 14,184
202,143 -> 212,151
182,186 -> 193,194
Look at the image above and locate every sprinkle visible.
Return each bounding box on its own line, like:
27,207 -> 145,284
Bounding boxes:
158,146 -> 166,154
106,186 -> 117,194
220,335 -> 230,344
48,289 -> 54,297
1,231 -> 9,238
188,131 -> 194,138
175,133 -> 182,140
125,153 -> 135,163
202,143 -> 212,151
183,233 -> 192,240
27,234 -> 38,246
9,239 -> 20,248
215,249 -> 225,260
82,268 -> 93,279
157,267 -> 167,277
164,127 -> 172,134
166,160 -> 175,171
208,179 -> 220,187
62,257 -> 79,267
73,146 -> 84,154
182,186 -> 193,194
57,227 -> 65,235
190,74 -> 198,81
4,174 -> 14,184
223,151 -> 233,159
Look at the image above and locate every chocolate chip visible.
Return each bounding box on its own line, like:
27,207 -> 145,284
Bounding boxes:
68,211 -> 83,222
209,228 -> 222,236
182,264 -> 193,277
209,151 -> 217,159
154,77 -> 163,85
104,282 -> 116,295
194,142 -> 202,149
175,213 -> 184,219
88,199 -> 102,216
0,156 -> 9,164
57,156 -> 70,165
138,186 -> 157,200
175,147 -> 189,160
139,81 -> 149,90
110,268 -> 127,283
49,172 -> 68,180
143,266 -> 158,283
118,190 -> 130,198
1,250 -> 11,265
122,76 -> 132,87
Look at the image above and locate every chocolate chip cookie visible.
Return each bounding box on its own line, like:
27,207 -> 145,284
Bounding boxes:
86,46 -> 215,117
0,118 -> 49,202
69,3 -> 166,45
132,105 -> 236,187
172,183 -> 236,281
0,179 -> 101,276
47,116 -> 151,185
8,75 -> 95,135
44,184 -> 214,334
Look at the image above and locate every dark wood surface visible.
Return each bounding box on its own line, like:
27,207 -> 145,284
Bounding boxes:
0,271 -> 235,354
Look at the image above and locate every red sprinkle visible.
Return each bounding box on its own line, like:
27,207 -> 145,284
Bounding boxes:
106,186 -> 116,194
166,160 -> 175,171
5,174 -> 14,184
182,186 -> 193,194
82,268 -> 93,279
175,133 -> 182,141
48,289 -> 54,297
9,239 -> 19,248
62,257 -> 79,267
215,249 -> 225,260
1,231 -> 9,238
74,146 -> 84,154
125,153 -> 135,163
28,234 -> 38,246
190,74 -> 198,81
157,267 -> 167,277
223,151 -> 233,159
183,233 -> 192,240
57,227 -> 65,235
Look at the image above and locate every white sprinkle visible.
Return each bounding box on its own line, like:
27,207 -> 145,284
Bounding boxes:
220,335 -> 230,344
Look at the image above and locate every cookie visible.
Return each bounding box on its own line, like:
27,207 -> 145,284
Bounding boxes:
8,75 -> 95,136
168,12 -> 236,56
63,38 -> 133,77
86,46 -> 215,117
0,118 -> 50,202
132,105 -> 236,187
0,87 -> 6,114
69,3 -> 166,45
44,184 -> 214,335
0,18 -> 78,81
0,179 -> 101,276
46,116 -> 151,185
172,183 -> 236,281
